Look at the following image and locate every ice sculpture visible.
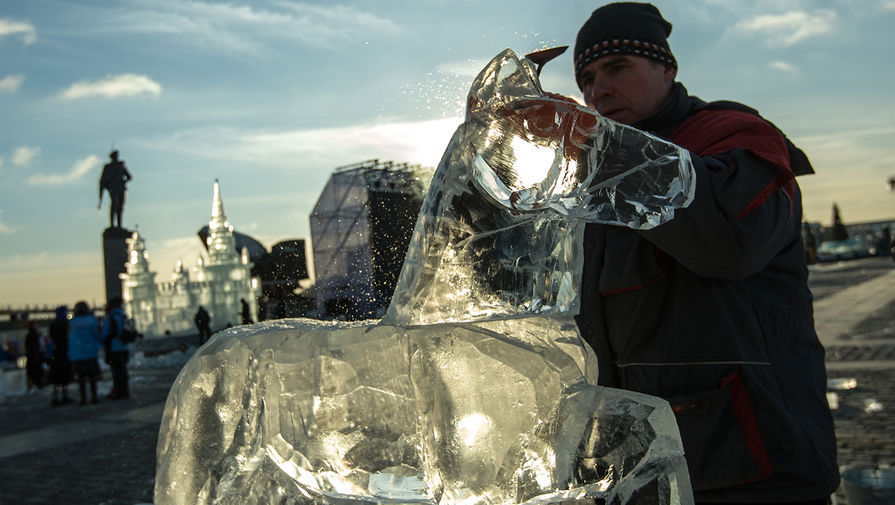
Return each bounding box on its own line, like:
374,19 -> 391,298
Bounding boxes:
155,49 -> 695,505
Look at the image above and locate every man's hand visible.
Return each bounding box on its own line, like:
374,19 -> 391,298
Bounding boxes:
504,93 -> 598,159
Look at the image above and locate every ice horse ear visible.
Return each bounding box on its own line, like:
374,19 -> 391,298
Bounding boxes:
525,45 -> 568,76
385,48 -> 694,326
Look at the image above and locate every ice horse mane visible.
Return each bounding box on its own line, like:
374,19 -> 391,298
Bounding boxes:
386,49 -> 694,326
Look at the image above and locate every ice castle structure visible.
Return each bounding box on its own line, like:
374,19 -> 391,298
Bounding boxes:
120,180 -> 260,336
155,49 -> 696,505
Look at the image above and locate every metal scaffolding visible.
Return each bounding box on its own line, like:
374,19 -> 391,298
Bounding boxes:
310,159 -> 428,320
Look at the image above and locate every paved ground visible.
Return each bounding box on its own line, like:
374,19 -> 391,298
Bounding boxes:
0,256 -> 892,505
0,367 -> 175,505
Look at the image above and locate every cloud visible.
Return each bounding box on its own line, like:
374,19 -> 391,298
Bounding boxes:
0,156 -> 4,175
144,116 -> 462,172
0,18 -> 36,44
0,210 -> 15,234
0,74 -> 25,92
0,251 -> 49,271
796,124 -> 895,224
106,0 -> 402,55
12,146 -> 40,167
27,155 -> 101,185
275,2 -> 402,36
59,74 -> 162,100
0,250 -> 106,306
769,60 -> 800,74
885,2 -> 895,11
732,10 -> 836,47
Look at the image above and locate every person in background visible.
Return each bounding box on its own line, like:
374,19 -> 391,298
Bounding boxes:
4,338 -> 20,362
564,3 -> 838,503
194,305 -> 211,346
48,305 -> 74,406
67,301 -> 101,405
24,321 -> 45,392
42,331 -> 53,362
102,297 -> 130,400
241,298 -> 253,325
888,227 -> 895,263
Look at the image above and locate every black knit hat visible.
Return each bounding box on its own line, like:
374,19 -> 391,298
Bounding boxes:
574,2 -> 676,86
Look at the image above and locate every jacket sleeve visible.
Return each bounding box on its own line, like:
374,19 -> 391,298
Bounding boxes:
638,147 -> 798,280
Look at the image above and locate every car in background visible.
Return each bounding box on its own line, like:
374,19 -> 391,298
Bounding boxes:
816,238 -> 870,263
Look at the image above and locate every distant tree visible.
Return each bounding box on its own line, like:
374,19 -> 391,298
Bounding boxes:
830,203 -> 849,241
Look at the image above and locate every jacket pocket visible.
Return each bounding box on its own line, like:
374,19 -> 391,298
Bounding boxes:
667,368 -> 772,491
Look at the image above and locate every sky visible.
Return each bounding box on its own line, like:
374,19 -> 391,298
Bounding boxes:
1,0 -> 894,307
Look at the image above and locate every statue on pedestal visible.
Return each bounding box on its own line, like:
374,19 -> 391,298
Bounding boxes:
98,150 -> 132,228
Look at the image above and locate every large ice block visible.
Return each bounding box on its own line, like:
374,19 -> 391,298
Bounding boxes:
156,318 -> 690,505
155,49 -> 695,505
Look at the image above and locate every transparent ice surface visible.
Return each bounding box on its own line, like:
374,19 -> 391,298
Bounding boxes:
461,50 -> 693,225
386,48 -> 694,325
155,49 -> 694,505
156,318 -> 691,505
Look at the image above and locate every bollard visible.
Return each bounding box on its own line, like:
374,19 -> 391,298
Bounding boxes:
840,466 -> 895,505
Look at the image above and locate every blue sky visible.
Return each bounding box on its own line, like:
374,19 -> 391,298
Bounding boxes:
1,0 -> 893,307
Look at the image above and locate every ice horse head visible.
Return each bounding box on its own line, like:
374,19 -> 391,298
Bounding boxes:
154,49 -> 695,505
386,48 -> 693,326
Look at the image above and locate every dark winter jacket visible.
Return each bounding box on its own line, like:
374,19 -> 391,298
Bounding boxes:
576,83 -> 839,502
102,307 -> 129,353
194,308 -> 210,329
48,314 -> 72,385
24,325 -> 44,386
25,326 -> 42,364
49,311 -> 69,354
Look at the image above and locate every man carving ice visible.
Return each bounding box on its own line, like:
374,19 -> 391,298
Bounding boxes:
569,3 -> 839,503
98,149 -> 132,228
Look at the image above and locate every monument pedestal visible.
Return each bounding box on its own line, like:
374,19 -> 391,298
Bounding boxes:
103,226 -> 133,305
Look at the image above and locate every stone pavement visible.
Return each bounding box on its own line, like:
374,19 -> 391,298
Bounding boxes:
814,259 -> 895,504
0,368 -> 174,504
0,257 -> 892,505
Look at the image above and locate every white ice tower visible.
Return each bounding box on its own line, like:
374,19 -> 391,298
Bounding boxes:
194,179 -> 259,330
119,180 -> 260,336
120,230 -> 158,335
206,179 -> 239,265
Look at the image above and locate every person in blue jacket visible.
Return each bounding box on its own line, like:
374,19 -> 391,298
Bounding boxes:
67,301 -> 101,405
102,297 -> 130,399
